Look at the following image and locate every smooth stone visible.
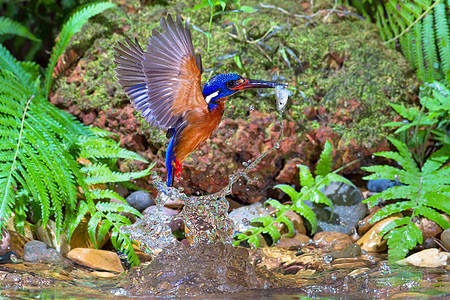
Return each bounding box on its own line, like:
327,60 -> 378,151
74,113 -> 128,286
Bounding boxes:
0,229 -> 10,256
67,248 -> 124,273
143,206 -> 182,232
23,240 -> 67,264
441,228 -> 450,250
305,182 -> 367,235
284,210 -> 307,235
275,233 -> 311,249
70,217 -> 110,250
415,218 -> 443,239
126,190 -> 155,212
34,219 -> 70,257
367,179 -> 402,193
356,216 -> 400,252
229,202 -> 271,232
397,248 -> 449,268
313,231 -> 353,251
357,206 -> 380,235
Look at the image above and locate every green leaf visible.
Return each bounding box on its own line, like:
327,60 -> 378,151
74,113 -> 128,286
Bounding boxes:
291,203 -> 317,233
421,145 -> 450,174
251,216 -> 273,227
0,17 -> 41,42
265,199 -> 287,212
44,2 -> 116,99
310,190 -> 333,214
274,184 -> 299,201
262,224 -> 281,245
278,215 -> 295,237
416,206 -> 450,230
315,140 -> 333,177
298,165 -> 314,188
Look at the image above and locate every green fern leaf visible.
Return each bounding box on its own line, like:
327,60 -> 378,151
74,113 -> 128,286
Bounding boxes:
0,45 -> 32,85
370,201 -> 416,224
278,215 -> 295,237
247,234 -> 261,248
265,199 -> 287,212
262,224 -> 281,245
434,2 -> 450,78
422,144 -> 449,174
251,216 -> 273,227
310,190 -> 333,214
298,165 -> 314,188
422,192 -> 450,214
80,145 -> 148,162
413,22 -> 427,83
274,184 -> 299,202
315,140 -> 333,177
291,203 -> 317,233
381,217 -> 423,261
0,17 -> 41,42
44,2 -> 116,99
422,12 -> 439,81
416,205 -> 450,229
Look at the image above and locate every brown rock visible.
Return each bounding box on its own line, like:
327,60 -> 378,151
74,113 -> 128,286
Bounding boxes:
0,229 -> 10,256
34,219 -> 70,257
276,233 -> 311,249
69,218 -> 110,250
397,248 -> 449,268
415,218 -> 443,240
8,230 -> 30,258
356,216 -> 400,252
313,231 -> 353,251
67,248 -> 124,273
357,206 -> 380,235
441,228 -> 450,251
284,210 -> 307,235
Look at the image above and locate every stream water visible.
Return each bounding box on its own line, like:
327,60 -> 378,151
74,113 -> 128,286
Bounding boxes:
1,88 -> 448,298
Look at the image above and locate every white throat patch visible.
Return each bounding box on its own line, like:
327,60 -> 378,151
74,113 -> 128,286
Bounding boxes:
205,91 -> 219,104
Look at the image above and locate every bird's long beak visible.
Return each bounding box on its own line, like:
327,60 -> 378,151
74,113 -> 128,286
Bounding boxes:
233,79 -> 286,90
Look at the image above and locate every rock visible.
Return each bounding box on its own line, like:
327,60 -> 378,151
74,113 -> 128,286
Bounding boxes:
357,206 -> 380,235
284,210 -> 306,235
229,202 -> 271,232
356,216 -> 400,252
313,231 -> 353,250
34,219 -> 70,257
23,240 -> 67,264
275,233 -> 311,249
397,248 -> 449,268
67,248 -> 124,273
142,206 -> 182,232
441,228 -> 450,251
8,230 -> 30,258
367,179 -> 402,193
69,217 -> 110,250
0,229 -> 10,256
415,218 -> 443,240
163,196 -> 184,209
126,190 -> 155,212
305,182 -> 367,235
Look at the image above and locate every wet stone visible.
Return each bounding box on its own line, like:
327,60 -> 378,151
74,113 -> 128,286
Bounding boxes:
34,219 -> 70,257
330,243 -> 362,259
276,233 -> 311,249
415,217 -> 443,240
313,231 -> 353,251
441,228 -> 450,250
120,242 -> 288,296
0,229 -> 10,256
397,248 -> 449,268
126,190 -> 155,212
67,248 -> 124,273
356,216 -> 400,252
23,240 -> 68,265
305,182 -> 367,235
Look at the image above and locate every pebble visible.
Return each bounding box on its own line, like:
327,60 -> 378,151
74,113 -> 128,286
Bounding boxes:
357,206 -> 380,235
313,231 -> 353,251
23,240 -> 67,264
126,190 -> 155,212
415,218 -> 443,240
276,233 -> 311,249
396,248 -> 449,268
441,228 -> 450,250
67,248 -> 124,273
356,216 -> 400,252
330,243 -> 362,259
367,179 -> 402,193
142,206 -> 182,232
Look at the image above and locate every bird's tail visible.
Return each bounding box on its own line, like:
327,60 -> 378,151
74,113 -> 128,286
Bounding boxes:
166,135 -> 176,187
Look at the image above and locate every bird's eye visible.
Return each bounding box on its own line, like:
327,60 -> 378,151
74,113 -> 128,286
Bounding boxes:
226,78 -> 244,89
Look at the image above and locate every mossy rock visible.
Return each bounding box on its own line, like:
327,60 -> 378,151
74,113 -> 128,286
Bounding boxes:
53,0 -> 415,154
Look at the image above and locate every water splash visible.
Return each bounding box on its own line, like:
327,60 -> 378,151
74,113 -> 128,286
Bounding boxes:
122,90 -> 291,255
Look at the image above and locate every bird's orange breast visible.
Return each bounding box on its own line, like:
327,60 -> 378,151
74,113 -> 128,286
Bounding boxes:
173,100 -> 225,164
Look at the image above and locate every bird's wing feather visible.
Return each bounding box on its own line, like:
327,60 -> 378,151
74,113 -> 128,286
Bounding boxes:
114,14 -> 205,130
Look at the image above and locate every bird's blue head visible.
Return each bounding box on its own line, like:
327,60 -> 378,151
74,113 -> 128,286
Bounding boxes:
202,73 -> 283,110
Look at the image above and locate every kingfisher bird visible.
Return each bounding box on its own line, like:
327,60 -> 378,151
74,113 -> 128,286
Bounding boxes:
114,14 -> 284,187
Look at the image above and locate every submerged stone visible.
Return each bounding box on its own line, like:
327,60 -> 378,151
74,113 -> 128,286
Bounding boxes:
120,242 -> 286,296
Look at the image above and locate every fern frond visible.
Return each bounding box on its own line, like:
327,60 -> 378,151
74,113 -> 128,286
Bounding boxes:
422,12 -> 439,81
315,140 -> 333,177
0,45 -> 32,86
0,17 -> 41,42
413,22 -> 426,81
434,2 -> 450,78
44,2 -> 116,99
80,145 -> 148,162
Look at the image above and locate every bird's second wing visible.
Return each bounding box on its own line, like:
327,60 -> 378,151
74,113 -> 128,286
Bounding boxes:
114,14 -> 206,130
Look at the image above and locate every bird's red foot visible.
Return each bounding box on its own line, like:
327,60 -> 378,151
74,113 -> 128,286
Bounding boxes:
174,159 -> 183,181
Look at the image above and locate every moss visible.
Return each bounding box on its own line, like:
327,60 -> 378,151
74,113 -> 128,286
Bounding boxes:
54,0 -> 415,149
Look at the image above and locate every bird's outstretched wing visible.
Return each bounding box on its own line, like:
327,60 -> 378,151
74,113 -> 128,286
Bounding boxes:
114,14 -> 206,130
